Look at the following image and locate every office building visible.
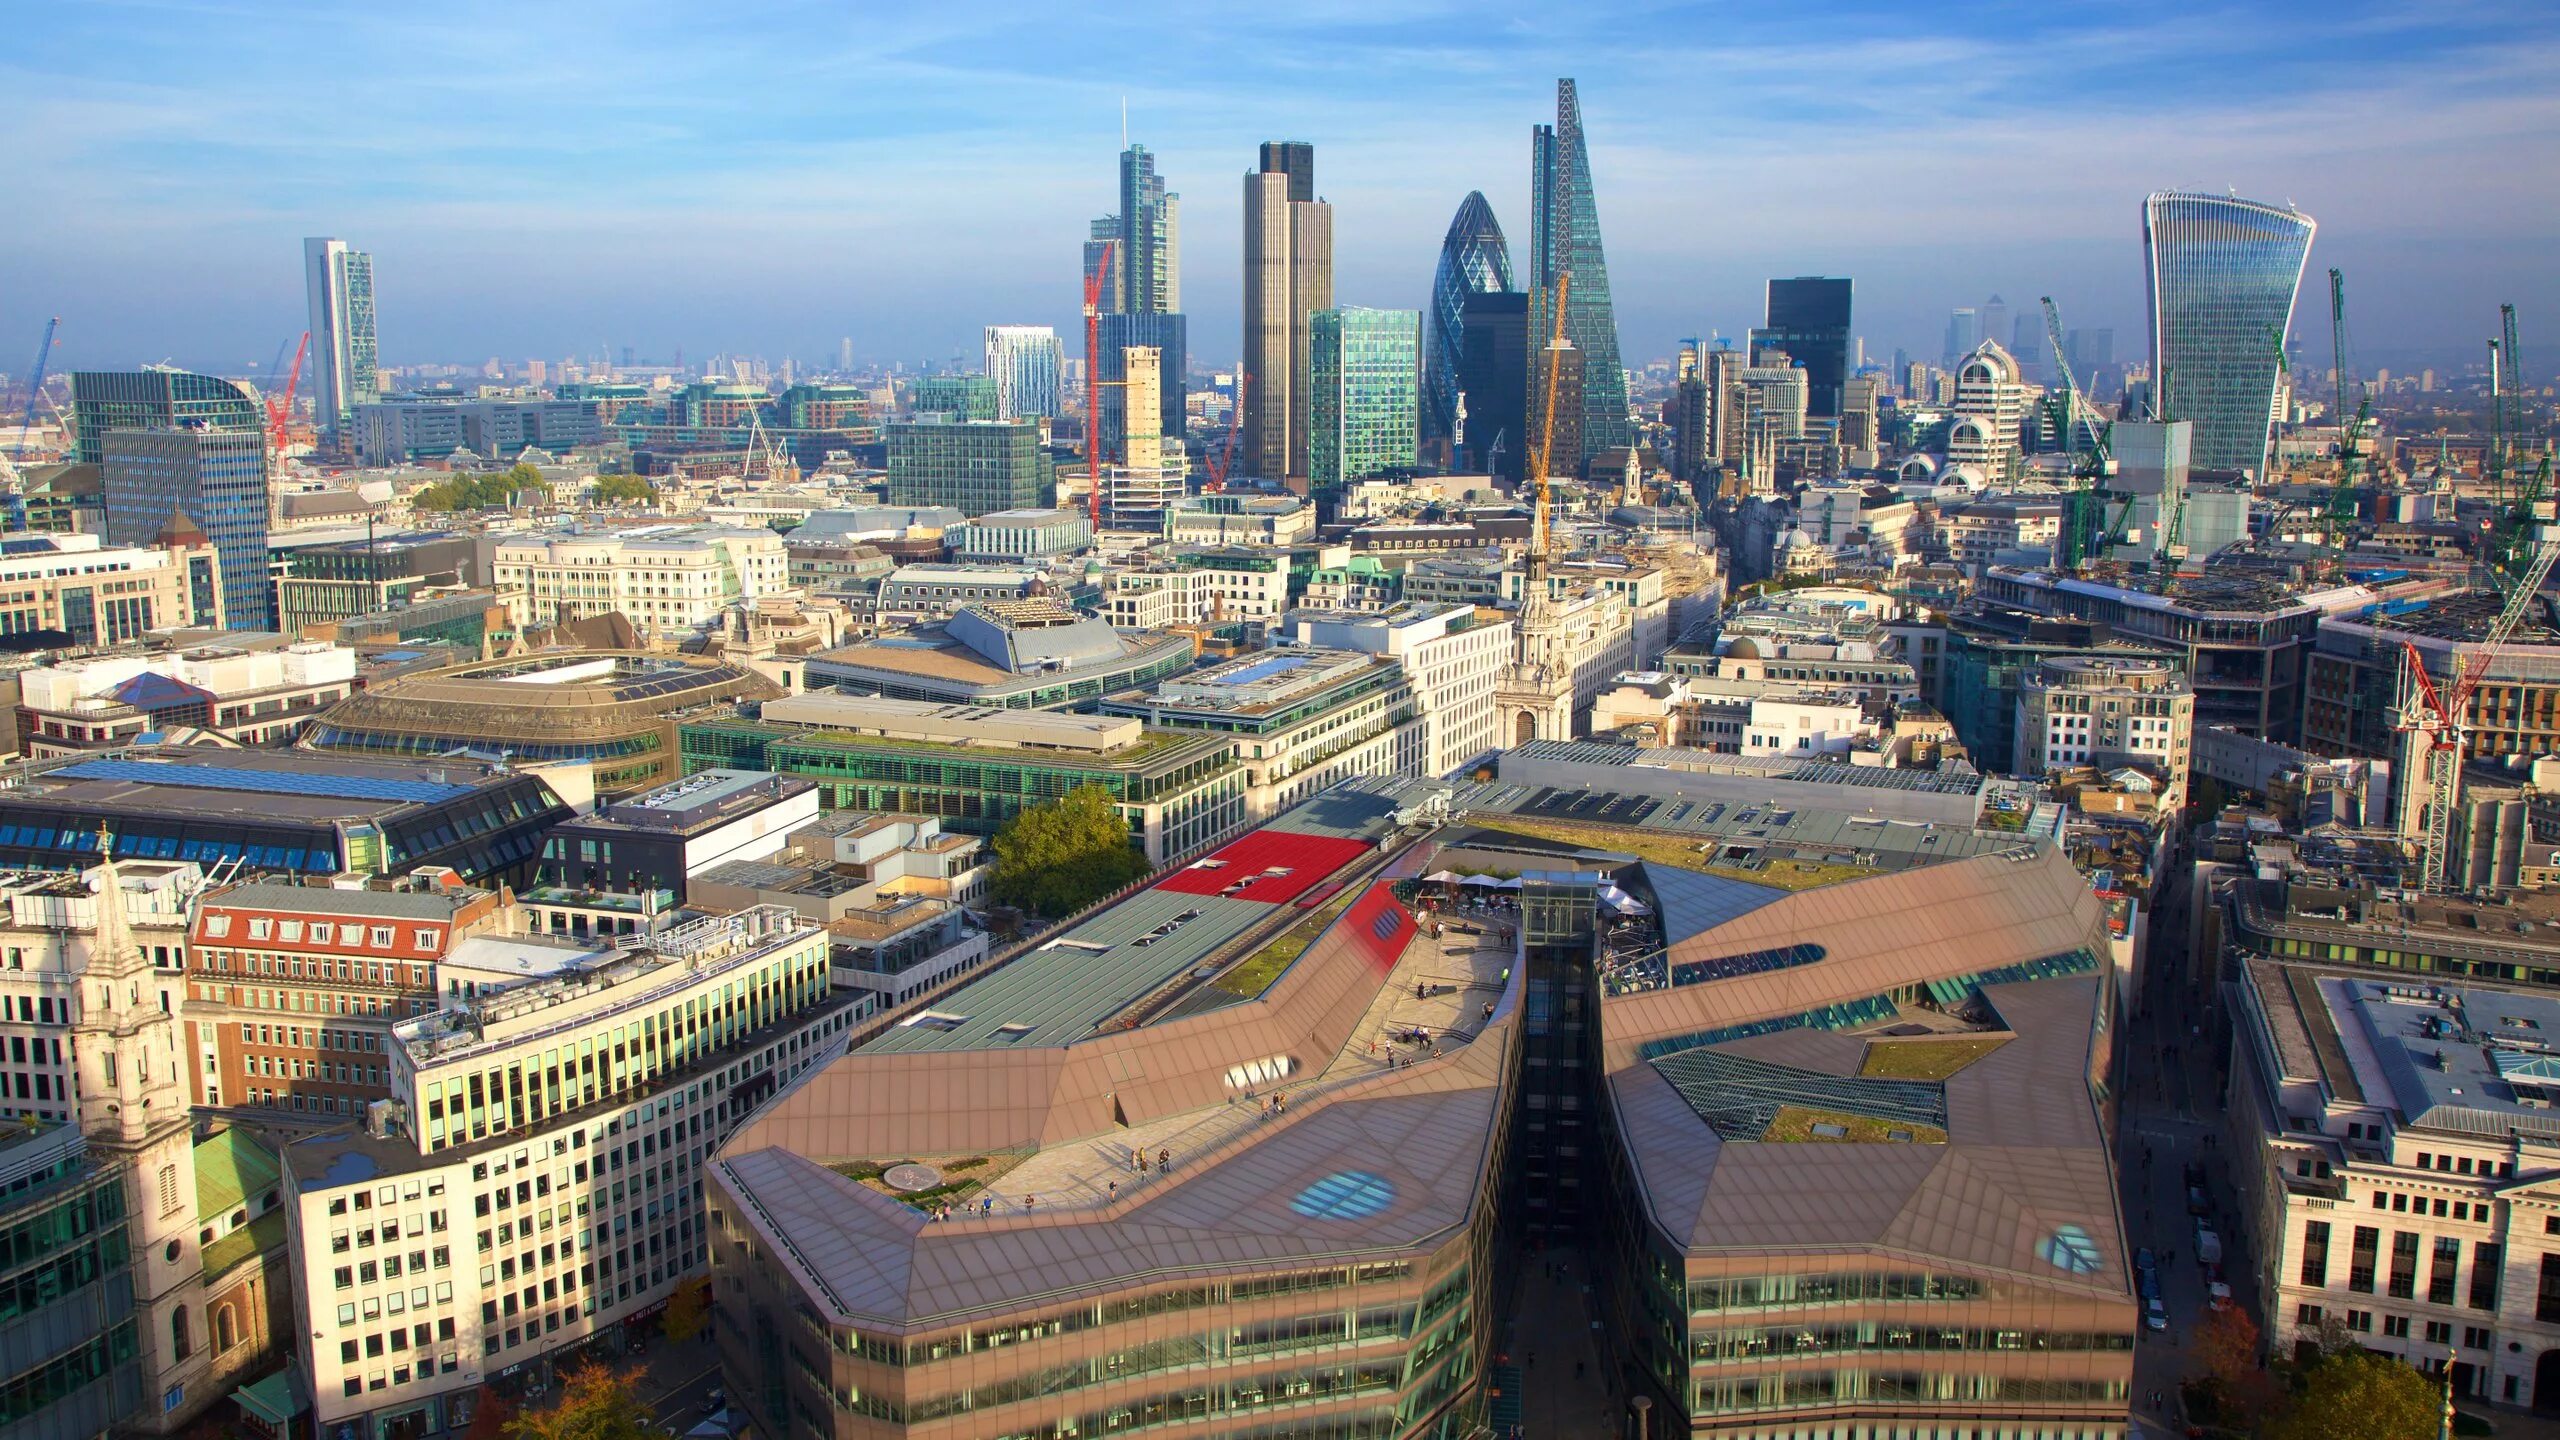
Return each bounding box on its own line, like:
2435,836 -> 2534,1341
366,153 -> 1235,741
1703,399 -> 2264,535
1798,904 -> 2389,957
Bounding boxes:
1099,550 -> 1292,631
1100,343 -> 1186,531
282,907 -> 868,1440
884,418 -> 1054,516
0,529 -> 221,642
1118,144 -> 1180,315
2014,655 -> 2197,805
19,641 -> 358,756
308,651 -> 783,794
1083,216 -> 1123,316
1309,306 -> 1420,491
0,748 -> 574,880
1942,307 -> 1978,367
276,531 -> 476,633
305,237 -> 380,438
353,396 -> 601,466
909,375 -> 997,422
533,769 -> 821,911
101,427 -> 272,631
1763,277 -> 1853,418
1098,311 -> 1188,459
1423,191 -> 1516,462
1983,567 -> 2322,742
183,879 -> 507,1114
707,782 -> 1512,1440
1948,340 -> 2031,482
982,326 -> 1065,421
2229,962 -> 2560,1406
488,525 -> 788,634
1099,648 -> 1422,820
2143,191 -> 2318,476
1164,492 -> 1314,547
1242,141 -> 1334,483
1532,339 -> 1586,483
802,598 -> 1195,708
1457,291 -> 1530,483
680,691 -> 1243,865
945,507 -> 1093,564
70,369 -> 263,466
1283,601 -> 1516,777
1530,79 -> 1633,462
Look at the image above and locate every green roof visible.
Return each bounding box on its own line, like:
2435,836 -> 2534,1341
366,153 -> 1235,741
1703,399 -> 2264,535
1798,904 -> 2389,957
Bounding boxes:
196,1128 -> 281,1221
203,1208 -> 287,1281
232,1363 -> 307,1425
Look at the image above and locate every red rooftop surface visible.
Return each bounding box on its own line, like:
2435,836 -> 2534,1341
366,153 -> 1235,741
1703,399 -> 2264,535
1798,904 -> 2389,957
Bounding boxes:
1337,882 -> 1418,975
1151,829 -> 1371,904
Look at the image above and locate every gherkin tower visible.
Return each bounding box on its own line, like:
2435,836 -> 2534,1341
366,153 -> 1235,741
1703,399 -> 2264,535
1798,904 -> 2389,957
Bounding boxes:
1423,192 -> 1516,461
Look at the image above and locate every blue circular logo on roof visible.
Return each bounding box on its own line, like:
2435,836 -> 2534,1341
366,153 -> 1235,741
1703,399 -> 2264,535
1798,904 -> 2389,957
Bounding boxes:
1290,1171 -> 1396,1220
2039,1223 -> 2103,1275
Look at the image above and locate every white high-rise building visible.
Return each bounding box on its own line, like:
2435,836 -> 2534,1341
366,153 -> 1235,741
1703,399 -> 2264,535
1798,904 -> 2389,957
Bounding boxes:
1948,339 -> 2030,482
982,326 -> 1065,421
1282,601 -> 1517,778
304,238 -> 379,438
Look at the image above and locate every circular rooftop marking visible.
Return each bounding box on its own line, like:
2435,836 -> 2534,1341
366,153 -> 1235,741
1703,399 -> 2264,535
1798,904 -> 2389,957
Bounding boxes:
883,1163 -> 942,1193
1290,1171 -> 1396,1221
2040,1223 -> 2103,1275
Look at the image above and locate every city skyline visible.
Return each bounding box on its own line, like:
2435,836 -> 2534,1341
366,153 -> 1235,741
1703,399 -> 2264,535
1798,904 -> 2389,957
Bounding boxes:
5,2 -> 2558,379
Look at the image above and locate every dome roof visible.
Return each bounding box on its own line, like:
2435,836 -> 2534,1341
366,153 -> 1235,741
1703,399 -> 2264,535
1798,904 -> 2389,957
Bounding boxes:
1723,636 -> 1764,660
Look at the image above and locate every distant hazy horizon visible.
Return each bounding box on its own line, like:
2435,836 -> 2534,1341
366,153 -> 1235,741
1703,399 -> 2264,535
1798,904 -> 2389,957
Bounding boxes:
6,0 -> 2555,381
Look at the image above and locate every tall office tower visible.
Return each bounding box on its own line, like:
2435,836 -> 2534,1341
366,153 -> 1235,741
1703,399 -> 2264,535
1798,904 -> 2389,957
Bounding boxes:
2010,311 -> 2046,383
1098,312 -> 1187,461
1942,307 -> 1978,367
1423,192 -> 1516,464
1118,145 -> 1180,314
982,325 -> 1065,420
1676,339 -> 1700,382
1457,291 -> 1529,484
303,237 -> 378,437
2066,328 -> 2117,385
1979,295 -> 2009,364
1530,79 -> 1633,463
1840,375 -> 1883,455
1530,338 -> 1585,484
1703,348 -> 1750,467
1949,341 -> 2030,481
1085,217 -> 1125,314
839,337 -> 854,372
1671,373 -> 1710,481
75,369 -> 271,630
1242,141 -> 1333,484
1761,277 -> 1852,418
1310,307 -> 1421,490
1101,345 -> 1185,531
2143,191 -> 2316,476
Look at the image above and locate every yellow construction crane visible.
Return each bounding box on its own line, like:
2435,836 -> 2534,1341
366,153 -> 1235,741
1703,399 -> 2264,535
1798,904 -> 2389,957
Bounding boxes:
1532,272 -> 1572,570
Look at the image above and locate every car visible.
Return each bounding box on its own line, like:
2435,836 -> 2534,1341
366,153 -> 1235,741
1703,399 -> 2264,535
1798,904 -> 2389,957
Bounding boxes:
2207,1281 -> 2233,1311
2136,1246 -> 2157,1275
2186,1185 -> 2209,1216
701,1390 -> 726,1415
2144,1297 -> 2169,1332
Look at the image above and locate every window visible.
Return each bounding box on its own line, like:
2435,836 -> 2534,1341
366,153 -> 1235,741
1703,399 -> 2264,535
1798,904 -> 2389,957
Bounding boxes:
371,928 -> 393,948
2473,1244 -> 2504,1312
2382,1315 -> 2412,1339
2301,1221 -> 2331,1288
2389,1232 -> 2420,1299
2431,1236 -> 2462,1305
2349,1227 -> 2379,1294
248,919 -> 271,940
415,930 -> 438,950
204,916 -> 231,938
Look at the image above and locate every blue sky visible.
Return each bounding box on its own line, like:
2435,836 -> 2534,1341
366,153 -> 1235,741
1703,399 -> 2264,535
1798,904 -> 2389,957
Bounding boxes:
5,0 -> 2557,379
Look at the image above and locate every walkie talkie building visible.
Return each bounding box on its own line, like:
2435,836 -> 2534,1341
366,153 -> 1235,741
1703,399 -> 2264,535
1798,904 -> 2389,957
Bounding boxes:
2141,191 -> 2316,478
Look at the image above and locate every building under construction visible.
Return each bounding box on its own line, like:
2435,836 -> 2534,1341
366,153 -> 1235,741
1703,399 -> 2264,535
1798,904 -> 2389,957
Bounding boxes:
2305,589 -> 2560,765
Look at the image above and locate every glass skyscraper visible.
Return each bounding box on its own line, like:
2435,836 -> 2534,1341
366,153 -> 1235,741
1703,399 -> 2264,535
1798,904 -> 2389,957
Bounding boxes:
1099,312 -> 1187,461
1760,277 -> 1853,418
1117,145 -> 1179,315
1310,307 -> 1420,489
74,368 -> 271,630
1423,191 -> 1515,463
1530,78 -> 1632,464
304,237 -> 378,437
2143,191 -> 2317,477
1242,141 -> 1331,483
982,325 -> 1065,420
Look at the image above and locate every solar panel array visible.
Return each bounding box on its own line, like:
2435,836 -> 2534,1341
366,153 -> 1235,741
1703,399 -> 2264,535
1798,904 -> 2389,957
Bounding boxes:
51,758 -> 471,805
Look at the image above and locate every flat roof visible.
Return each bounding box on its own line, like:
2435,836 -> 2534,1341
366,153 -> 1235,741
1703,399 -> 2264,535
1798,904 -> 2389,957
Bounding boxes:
759,694 -> 1143,753
3,748 -> 536,824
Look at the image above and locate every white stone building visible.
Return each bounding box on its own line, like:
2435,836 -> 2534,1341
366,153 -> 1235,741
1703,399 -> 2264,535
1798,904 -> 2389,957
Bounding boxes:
1280,602 -> 1516,778
489,525 -> 789,632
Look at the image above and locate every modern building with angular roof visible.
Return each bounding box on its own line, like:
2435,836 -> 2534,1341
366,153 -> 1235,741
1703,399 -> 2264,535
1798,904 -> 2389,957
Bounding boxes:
1592,844 -> 2135,1432
706,778 -> 1519,1439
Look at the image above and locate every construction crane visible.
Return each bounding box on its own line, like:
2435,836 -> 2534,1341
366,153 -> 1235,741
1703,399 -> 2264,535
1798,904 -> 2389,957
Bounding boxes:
1530,273 -> 1573,571
14,318 -> 59,460
264,331 -> 308,456
1201,372 -> 1248,492
1080,246 -> 1116,528
2040,296 -> 2120,570
2324,271 -> 2369,551
2396,534 -> 2560,890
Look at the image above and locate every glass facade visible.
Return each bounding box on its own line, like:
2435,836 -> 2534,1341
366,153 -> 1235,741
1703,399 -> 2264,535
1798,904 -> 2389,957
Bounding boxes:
1422,193 -> 1515,458
1310,308 -> 1420,489
1530,79 -> 1632,462
1117,144 -> 1178,316
1099,312 -> 1188,460
0,1140 -> 143,1437
982,327 -> 1065,422
910,376 -> 997,421
100,427 -> 272,630
306,237 -> 381,434
1762,277 -> 1853,419
1456,292 -> 1529,483
884,419 -> 1054,517
2142,191 -> 2316,476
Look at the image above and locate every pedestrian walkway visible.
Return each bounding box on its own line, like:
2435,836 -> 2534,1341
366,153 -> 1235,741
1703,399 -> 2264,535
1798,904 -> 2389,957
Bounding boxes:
1504,1247 -> 1622,1439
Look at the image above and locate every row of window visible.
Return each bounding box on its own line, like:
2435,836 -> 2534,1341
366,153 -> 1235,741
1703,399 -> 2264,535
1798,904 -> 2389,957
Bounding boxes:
2299,1303 -> 2487,1350
202,917 -> 432,952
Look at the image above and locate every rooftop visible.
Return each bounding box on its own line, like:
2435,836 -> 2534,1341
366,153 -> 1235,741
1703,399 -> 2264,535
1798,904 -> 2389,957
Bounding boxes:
3,748 -> 546,824
757,693 -> 1142,754
573,769 -> 814,833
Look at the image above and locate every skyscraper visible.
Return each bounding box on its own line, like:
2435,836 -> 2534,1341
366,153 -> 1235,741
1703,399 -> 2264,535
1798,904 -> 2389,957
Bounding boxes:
1529,79 -> 1632,464
303,237 -> 378,438
1242,142 -> 1332,484
1761,277 -> 1853,418
1099,312 -> 1187,461
2143,191 -> 2316,476
1423,192 -> 1516,464
1979,295 -> 2009,366
1117,146 -> 1180,315
1457,292 -> 1529,484
1942,307 -> 1978,368
982,326 -> 1065,420
1310,307 -> 1420,490
1083,218 -> 1123,315
76,370 -> 271,631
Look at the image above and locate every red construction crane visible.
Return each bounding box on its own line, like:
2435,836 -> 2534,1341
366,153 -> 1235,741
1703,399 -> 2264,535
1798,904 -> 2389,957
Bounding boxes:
1202,371 -> 1249,492
1081,247 -> 1115,527
2397,535 -> 2560,889
265,331 -> 308,454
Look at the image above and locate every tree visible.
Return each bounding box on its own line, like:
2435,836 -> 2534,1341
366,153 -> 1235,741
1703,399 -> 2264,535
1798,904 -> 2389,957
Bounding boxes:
991,784 -> 1148,917
662,1276 -> 711,1342
505,1359 -> 651,1440
413,462 -> 551,512
593,473 -> 659,505
2271,1351 -> 2442,1440
2188,1305 -> 2280,1430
